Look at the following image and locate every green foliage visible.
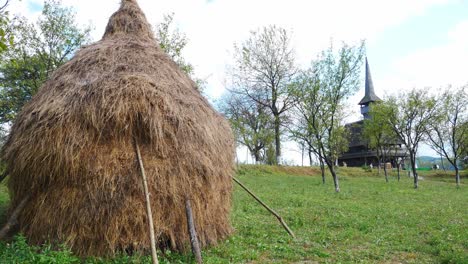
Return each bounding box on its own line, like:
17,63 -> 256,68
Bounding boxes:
0,0 -> 91,126
426,85 -> 467,176
228,25 -> 297,164
0,235 -> 79,263
363,101 -> 402,172
0,0 -> 13,54
155,13 -> 205,92
290,41 -> 365,190
156,12 -> 192,75
219,91 -> 274,163
1,166 -> 466,263
384,89 -> 438,187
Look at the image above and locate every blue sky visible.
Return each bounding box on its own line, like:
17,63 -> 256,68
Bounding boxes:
11,0 -> 468,163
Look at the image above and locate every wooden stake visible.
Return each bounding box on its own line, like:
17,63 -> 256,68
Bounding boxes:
134,138 -> 159,264
0,196 -> 29,240
185,198 -> 203,264
232,177 -> 296,239
0,171 -> 7,183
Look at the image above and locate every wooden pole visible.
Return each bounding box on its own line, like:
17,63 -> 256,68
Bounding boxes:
232,177 -> 296,239
0,171 -> 7,183
0,196 -> 29,240
134,138 -> 159,264
184,198 -> 203,264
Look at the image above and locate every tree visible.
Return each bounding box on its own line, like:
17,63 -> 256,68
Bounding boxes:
0,0 -> 91,126
288,92 -> 326,184
426,85 -> 467,187
0,0 -> 13,53
155,12 -> 205,92
229,25 -> 297,164
219,91 -> 273,163
385,89 -> 437,189
364,102 -> 401,182
155,12 -> 192,75
291,42 -> 365,192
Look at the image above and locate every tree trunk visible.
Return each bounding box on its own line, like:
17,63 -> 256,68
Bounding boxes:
397,162 -> 400,182
384,163 -> 388,183
320,159 -> 325,185
274,115 -> 281,165
308,149 -> 312,166
377,158 -> 381,176
455,166 -> 460,188
440,155 -> 447,173
325,160 -> 340,192
410,152 -> 418,189
301,145 -> 304,166
254,151 -> 261,164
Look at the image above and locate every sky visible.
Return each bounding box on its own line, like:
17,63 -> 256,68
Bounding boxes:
8,0 -> 468,165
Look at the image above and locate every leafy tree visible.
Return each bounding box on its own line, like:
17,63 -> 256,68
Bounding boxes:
219,91 -> 273,163
155,12 -> 205,92
228,25 -> 297,164
155,12 -> 193,75
364,102 -> 401,182
385,89 -> 437,189
288,78 -> 327,184
0,0 -> 13,53
0,0 -> 91,126
426,85 -> 467,187
291,42 -> 365,192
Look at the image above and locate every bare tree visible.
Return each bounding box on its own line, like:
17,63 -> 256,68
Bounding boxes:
291,42 -> 365,192
385,89 -> 437,189
228,25 -> 297,164
426,85 -> 467,187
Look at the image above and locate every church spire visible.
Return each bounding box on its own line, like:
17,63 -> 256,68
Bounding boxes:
358,58 -> 381,105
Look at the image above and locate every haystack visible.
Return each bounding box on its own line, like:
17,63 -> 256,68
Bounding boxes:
1,0 -> 234,256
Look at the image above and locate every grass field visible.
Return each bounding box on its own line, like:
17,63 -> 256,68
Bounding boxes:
0,165 -> 467,263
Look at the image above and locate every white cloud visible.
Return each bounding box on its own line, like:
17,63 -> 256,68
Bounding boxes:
9,0 -> 454,99
8,0 -> 463,160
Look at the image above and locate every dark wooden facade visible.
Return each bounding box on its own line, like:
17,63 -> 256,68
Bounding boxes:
338,58 -> 407,167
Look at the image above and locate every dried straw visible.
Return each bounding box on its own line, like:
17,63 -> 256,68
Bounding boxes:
1,0 -> 234,257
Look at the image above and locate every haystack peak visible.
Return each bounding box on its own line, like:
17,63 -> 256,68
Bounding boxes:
102,0 -> 154,40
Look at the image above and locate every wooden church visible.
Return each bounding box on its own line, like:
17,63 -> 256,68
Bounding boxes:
338,58 -> 407,167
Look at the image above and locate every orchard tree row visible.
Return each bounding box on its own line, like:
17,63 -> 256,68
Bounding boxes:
218,25 -> 467,191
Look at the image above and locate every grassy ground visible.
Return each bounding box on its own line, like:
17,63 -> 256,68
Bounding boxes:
0,166 -> 466,263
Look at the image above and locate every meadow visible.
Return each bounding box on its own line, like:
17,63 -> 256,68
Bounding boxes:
0,165 -> 466,263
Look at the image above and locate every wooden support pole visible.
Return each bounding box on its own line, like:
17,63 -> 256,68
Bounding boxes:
185,198 -> 203,264
134,138 -> 159,264
232,177 -> 296,239
0,196 -> 29,240
0,171 -> 7,183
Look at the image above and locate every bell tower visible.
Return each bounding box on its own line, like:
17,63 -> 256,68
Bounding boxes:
359,58 -> 381,119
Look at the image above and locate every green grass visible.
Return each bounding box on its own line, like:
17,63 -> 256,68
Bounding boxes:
0,166 -> 467,263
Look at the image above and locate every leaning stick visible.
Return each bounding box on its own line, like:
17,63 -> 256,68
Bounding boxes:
134,138 -> 159,264
0,171 -> 7,183
184,198 -> 203,264
0,196 -> 29,240
232,177 -> 296,239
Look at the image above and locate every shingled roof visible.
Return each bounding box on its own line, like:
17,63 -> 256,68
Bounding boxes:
358,58 -> 381,105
